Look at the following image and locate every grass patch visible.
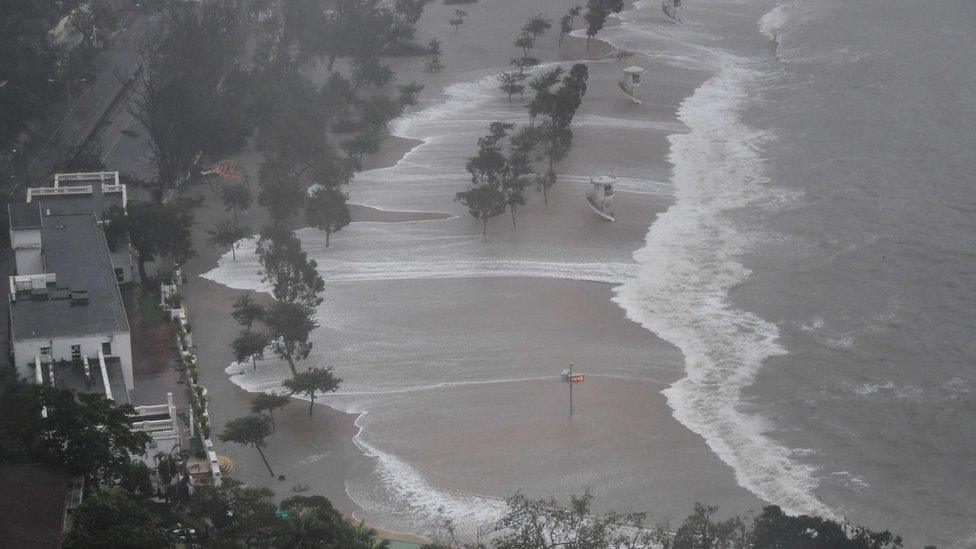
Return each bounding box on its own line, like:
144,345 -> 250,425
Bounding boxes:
138,293 -> 166,323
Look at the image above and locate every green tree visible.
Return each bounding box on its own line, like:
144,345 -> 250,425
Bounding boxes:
131,2 -> 247,191
751,505 -> 902,549
283,367 -> 341,416
0,382 -> 151,484
352,55 -> 396,89
306,185 -> 351,247
457,122 -> 521,236
514,34 -> 535,59
121,200 -> 196,284
559,6 -> 582,46
456,184 -> 507,237
449,10 -> 466,33
221,182 -> 253,222
510,56 -> 539,74
250,392 -> 291,430
342,132 -> 382,166
153,447 -> 190,504
492,489 -> 655,549
522,14 -> 552,41
190,478 -> 279,546
526,64 -> 589,202
219,414 -> 276,477
64,487 -> 172,548
265,300 -> 318,376
258,157 -> 308,226
425,38 -> 446,73
498,71 -> 527,103
391,0 -> 433,46
0,1 -> 59,150
233,329 -> 271,371
256,225 -> 325,307
208,219 -> 250,261
584,0 -> 624,47
232,291 -> 266,331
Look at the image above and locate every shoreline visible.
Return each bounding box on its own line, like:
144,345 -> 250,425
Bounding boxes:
180,0 -> 754,540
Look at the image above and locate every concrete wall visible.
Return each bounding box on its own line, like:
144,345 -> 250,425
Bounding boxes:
110,249 -> 133,284
13,331 -> 134,390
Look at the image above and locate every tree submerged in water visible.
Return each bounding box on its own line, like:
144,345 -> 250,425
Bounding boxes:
457,122 -> 536,236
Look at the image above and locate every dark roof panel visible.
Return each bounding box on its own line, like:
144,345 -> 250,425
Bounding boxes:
8,202 -> 43,229
10,213 -> 129,340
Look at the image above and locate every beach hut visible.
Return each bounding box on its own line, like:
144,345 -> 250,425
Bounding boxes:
618,66 -> 646,104
586,174 -> 616,221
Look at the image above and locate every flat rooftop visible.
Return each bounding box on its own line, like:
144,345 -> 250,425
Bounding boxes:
9,213 -> 129,340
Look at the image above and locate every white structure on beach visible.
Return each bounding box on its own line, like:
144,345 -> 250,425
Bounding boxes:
586,174 -> 617,222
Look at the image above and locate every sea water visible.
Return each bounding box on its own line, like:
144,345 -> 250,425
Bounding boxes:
203,0 -> 976,545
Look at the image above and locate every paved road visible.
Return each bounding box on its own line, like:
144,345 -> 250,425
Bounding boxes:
27,11 -> 161,180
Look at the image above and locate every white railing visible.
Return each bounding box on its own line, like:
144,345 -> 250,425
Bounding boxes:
29,185 -> 93,197
54,171 -> 119,185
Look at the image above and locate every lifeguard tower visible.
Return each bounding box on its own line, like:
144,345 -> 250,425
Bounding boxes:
586,174 -> 616,222
618,66 -> 646,104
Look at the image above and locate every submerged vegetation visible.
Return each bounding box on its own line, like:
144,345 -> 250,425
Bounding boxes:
459,12 -> 590,236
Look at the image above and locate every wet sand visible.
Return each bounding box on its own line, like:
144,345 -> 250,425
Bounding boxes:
182,0 -> 761,538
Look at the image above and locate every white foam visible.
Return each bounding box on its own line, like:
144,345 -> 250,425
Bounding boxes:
612,40 -> 837,519
343,404 -> 508,537
759,2 -> 793,41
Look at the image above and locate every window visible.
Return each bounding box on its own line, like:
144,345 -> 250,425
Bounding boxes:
114,268 -> 124,282
40,346 -> 52,358
101,342 -> 112,356
71,345 -> 81,361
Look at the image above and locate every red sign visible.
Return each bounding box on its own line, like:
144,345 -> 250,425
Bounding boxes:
569,375 -> 585,383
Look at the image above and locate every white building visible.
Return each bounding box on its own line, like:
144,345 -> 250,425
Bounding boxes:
7,204 -> 134,391
26,171 -> 133,284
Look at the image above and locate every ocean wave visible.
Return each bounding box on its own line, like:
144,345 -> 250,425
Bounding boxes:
346,408 -> 508,537
611,35 -> 836,520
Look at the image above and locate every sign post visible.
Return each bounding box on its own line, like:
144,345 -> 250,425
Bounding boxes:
561,363 -> 584,416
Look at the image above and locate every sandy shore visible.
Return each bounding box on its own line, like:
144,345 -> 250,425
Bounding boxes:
180,0 -> 761,539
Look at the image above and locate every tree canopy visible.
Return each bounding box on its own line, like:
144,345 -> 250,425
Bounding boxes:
64,487 -> 171,549
283,367 -> 341,416
0,381 -> 150,485
218,414 -> 276,477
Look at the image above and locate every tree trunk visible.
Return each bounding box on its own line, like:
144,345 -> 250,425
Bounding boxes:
308,394 -> 315,416
285,355 -> 298,376
511,206 -> 517,227
269,409 -> 276,432
482,216 -> 488,237
233,205 -> 239,222
137,256 -> 149,286
542,184 -> 549,205
325,229 -> 331,248
231,245 -> 237,261
256,446 -> 275,477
